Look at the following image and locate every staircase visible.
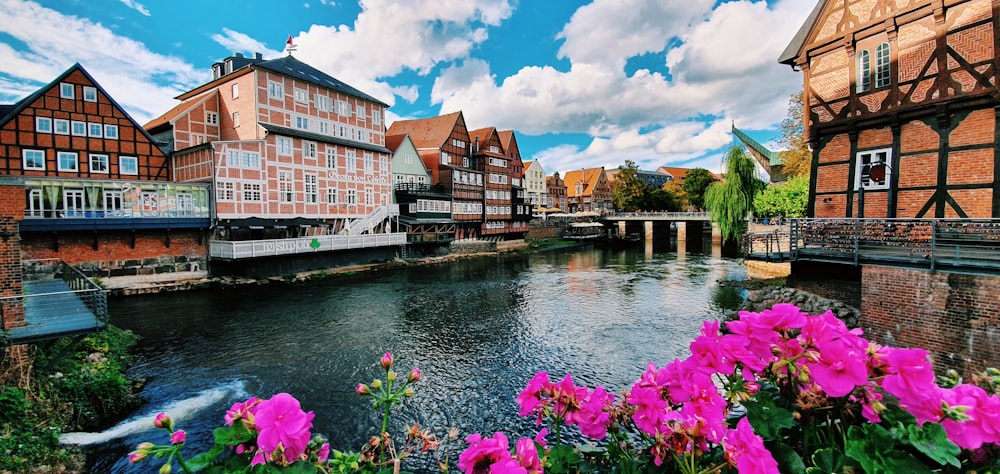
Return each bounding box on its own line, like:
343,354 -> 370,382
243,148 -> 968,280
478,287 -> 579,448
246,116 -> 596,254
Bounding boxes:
339,204 -> 399,236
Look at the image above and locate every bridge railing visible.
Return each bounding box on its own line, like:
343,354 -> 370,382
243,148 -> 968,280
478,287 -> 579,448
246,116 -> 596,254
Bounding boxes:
603,212 -> 710,220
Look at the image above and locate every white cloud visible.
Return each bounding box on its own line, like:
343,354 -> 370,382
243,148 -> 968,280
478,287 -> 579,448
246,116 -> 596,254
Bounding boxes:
0,0 -> 205,124
210,28 -> 284,59
120,0 -> 150,16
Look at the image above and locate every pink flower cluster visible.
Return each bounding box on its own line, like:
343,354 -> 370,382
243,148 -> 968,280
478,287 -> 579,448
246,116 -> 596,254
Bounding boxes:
516,372 -> 614,440
457,431 -> 546,474
224,393 -> 331,466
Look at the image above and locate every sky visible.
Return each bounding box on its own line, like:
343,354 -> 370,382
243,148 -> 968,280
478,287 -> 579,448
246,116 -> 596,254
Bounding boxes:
0,0 -> 814,175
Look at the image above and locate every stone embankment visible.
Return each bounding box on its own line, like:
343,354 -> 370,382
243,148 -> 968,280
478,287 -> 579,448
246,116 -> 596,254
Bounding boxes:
739,285 -> 861,328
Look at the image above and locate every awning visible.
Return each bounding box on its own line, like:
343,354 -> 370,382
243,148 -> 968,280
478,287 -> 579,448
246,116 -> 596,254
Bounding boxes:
222,217 -> 283,229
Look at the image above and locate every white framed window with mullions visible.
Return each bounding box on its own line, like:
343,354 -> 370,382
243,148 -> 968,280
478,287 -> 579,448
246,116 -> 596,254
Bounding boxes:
855,148 -> 892,191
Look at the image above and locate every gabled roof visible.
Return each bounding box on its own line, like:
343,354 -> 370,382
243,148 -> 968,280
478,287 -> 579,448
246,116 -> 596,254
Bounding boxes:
385,133 -> 408,152
0,63 -> 164,148
497,130 -> 515,151
177,54 -> 388,107
563,167 -> 606,197
469,127 -> 505,155
778,0 -> 826,65
144,89 -> 218,132
386,111 -> 465,150
732,125 -> 782,165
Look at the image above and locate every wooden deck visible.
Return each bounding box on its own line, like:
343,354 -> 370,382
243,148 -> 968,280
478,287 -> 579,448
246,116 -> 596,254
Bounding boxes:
2,261 -> 108,345
742,219 -> 1000,274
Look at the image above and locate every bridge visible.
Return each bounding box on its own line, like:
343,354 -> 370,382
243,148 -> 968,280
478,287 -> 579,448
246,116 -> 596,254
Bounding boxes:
601,212 -> 721,246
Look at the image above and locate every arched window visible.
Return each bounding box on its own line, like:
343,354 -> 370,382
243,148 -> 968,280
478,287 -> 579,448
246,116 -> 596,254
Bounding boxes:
857,50 -> 872,93
875,43 -> 891,88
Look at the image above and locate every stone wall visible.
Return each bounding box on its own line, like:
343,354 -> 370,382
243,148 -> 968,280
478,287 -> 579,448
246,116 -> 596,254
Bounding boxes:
742,286 -> 861,329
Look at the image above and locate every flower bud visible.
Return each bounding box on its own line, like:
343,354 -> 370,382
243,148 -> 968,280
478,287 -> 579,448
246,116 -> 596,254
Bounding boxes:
356,383 -> 370,395
387,370 -> 397,383
408,368 -> 421,383
154,413 -> 173,431
404,387 -> 415,397
160,463 -> 172,474
170,429 -> 187,445
371,379 -> 382,389
380,352 -> 394,370
128,450 -> 147,463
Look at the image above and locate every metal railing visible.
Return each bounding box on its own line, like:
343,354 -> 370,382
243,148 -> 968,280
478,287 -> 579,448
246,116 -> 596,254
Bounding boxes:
2,259 -> 108,344
743,218 -> 1000,273
340,204 -> 400,236
210,232 -> 407,260
603,212 -> 711,220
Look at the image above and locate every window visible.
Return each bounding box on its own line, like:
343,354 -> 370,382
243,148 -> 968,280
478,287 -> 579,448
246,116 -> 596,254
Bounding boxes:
304,141 -> 317,158
206,112 -> 218,125
268,81 -> 284,99
60,83 -> 74,99
23,149 -> 45,170
356,104 -> 365,120
441,152 -> 449,165
104,190 -> 124,216
83,86 -> 97,102
315,94 -> 332,112
326,188 -> 337,204
232,83 -> 239,99
365,188 -> 374,205
217,181 -> 235,201
855,148 -> 892,191
176,192 -> 194,216
304,174 -> 318,203
232,112 -> 240,127
140,191 -> 157,216
278,171 -> 294,202
88,123 -> 102,138
346,150 -> 357,172
294,88 -> 308,103
379,156 -> 387,174
336,100 -> 351,117
364,153 -> 374,174
295,116 -> 309,130
405,154 -> 413,164
26,189 -> 44,217
241,152 -> 260,169
243,183 -> 262,201
346,189 -> 357,204
856,50 -> 872,93
104,124 -> 119,139
319,121 -> 330,135
338,125 -> 347,138
54,119 -> 69,135
120,156 -> 138,175
63,189 -> 85,215
326,147 -> 337,168
372,109 -> 381,126
57,152 -> 78,172
875,43 -> 891,89
277,136 -> 292,155
71,121 -> 86,136
36,117 -> 52,133
89,154 -> 109,173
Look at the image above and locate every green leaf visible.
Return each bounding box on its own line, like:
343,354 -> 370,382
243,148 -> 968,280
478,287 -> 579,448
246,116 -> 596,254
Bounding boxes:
545,445 -> 582,474
186,442 -> 227,470
805,448 -> 844,474
904,422 -> 962,468
278,461 -> 325,474
768,441 -> 806,474
743,391 -> 796,439
213,424 -> 255,446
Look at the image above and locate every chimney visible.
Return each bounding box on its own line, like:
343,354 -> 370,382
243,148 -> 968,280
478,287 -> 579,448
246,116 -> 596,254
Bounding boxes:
475,136 -> 480,152
212,63 -> 224,80
234,52 -> 244,58
254,52 -> 263,61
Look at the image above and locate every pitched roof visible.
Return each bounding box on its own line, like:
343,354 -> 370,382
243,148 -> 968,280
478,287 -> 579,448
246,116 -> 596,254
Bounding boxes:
732,125 -> 782,165
144,89 -> 218,132
563,167 -> 605,197
469,127 -> 504,154
497,130 -> 515,151
384,134 -> 407,152
385,111 -> 464,150
778,0 -> 826,65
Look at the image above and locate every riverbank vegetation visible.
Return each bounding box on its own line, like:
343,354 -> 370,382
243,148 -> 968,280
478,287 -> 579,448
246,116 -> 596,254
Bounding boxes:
0,325 -> 142,472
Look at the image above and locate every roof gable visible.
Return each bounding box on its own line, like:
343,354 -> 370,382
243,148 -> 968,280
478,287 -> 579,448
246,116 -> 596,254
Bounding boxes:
386,111 -> 466,150
778,0 -> 827,65
144,89 -> 219,132
563,167 -> 606,197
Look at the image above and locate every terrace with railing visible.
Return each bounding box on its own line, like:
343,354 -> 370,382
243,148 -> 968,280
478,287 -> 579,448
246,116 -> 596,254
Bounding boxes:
742,218 -> 1000,274
1,259 -> 108,345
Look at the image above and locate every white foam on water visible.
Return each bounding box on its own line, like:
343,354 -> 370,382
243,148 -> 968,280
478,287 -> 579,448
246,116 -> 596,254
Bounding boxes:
59,380 -> 247,446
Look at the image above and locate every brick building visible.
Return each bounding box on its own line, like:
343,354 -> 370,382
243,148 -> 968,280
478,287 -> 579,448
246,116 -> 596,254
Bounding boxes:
563,167 -> 612,213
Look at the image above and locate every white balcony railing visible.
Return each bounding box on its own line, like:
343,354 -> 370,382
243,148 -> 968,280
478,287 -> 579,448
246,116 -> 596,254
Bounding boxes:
210,232 -> 407,260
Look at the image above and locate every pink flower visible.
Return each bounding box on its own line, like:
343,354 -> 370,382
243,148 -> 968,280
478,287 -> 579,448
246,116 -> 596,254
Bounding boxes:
880,348 -> 944,423
457,432 -> 512,474
940,384 -> 1000,450
514,437 -> 543,474
517,371 -> 551,419
154,413 -> 172,430
576,385 -> 613,440
316,442 -> 331,463
807,338 -> 869,398
355,384 -> 370,395
408,368 -> 422,383
381,352 -> 394,370
724,418 -> 779,474
225,397 -> 260,426
252,393 -> 315,466
170,430 -> 186,445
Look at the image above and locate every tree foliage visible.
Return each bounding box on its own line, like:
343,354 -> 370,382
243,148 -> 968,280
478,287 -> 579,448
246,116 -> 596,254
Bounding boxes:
754,175 -> 809,218
611,160 -> 651,212
661,181 -> 688,210
705,144 -> 768,243
681,168 -> 717,210
777,90 -> 812,178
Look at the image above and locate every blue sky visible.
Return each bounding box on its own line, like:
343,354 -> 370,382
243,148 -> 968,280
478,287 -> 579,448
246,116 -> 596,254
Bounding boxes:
0,0 -> 814,174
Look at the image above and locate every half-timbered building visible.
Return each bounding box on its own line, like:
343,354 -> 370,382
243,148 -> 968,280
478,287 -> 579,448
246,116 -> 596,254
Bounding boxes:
499,130 -> 532,235
388,134 -> 455,246
563,167 -> 613,213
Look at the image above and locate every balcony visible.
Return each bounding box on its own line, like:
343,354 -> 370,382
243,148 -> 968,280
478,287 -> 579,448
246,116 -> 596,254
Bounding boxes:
742,218 -> 1000,274
210,232 -> 407,260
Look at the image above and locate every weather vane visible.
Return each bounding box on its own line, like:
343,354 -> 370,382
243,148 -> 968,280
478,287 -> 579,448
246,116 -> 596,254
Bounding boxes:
285,34 -> 297,55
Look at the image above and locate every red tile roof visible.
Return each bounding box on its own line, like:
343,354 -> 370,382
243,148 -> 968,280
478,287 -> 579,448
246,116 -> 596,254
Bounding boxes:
386,111 -> 464,150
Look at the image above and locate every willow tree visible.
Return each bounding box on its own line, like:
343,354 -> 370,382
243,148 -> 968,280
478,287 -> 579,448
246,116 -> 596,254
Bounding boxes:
705,144 -> 767,243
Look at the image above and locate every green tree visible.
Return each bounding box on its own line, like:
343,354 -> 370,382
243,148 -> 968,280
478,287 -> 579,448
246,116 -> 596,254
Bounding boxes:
753,174 -> 809,218
611,160 -> 651,211
705,144 -> 768,243
681,168 -> 716,210
661,181 -> 688,210
777,90 -> 812,178
643,188 -> 683,212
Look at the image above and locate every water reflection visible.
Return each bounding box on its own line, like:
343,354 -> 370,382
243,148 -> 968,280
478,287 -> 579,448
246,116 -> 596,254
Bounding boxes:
94,247 -> 746,472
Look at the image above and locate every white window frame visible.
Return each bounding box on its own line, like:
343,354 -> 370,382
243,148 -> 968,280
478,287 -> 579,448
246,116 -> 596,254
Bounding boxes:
356,104 -> 366,121
36,117 -> 52,133
441,152 -> 449,165
23,149 -> 45,170
58,152 -> 78,172
315,94 -> 332,112
232,83 -> 239,99
277,136 -> 292,155
855,148 -> 892,191
71,121 -> 86,136
103,190 -> 124,216
875,43 -> 891,89
120,156 -> 139,175
278,170 -> 294,203
54,119 -> 69,135
372,109 -> 381,126
295,115 -> 309,130
346,189 -> 357,204
217,181 -> 235,201
83,86 -> 97,102
268,80 -> 284,99
206,112 -> 218,125
88,122 -> 102,138
304,173 -> 318,203
346,150 -> 357,172
60,83 -> 74,99
857,50 -> 872,93
294,88 -> 308,103
326,147 -> 337,169
243,183 -> 262,202
89,154 -> 109,174
63,189 -> 85,215
232,112 -> 240,128
104,124 -> 119,139
326,188 -> 338,204
304,141 -> 317,158
364,153 -> 374,174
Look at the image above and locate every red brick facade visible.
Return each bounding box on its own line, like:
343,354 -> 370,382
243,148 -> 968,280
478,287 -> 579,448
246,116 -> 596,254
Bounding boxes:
0,184 -> 24,329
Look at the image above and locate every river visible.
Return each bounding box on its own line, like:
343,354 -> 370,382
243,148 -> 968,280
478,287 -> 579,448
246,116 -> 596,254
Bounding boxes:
84,245 -> 748,472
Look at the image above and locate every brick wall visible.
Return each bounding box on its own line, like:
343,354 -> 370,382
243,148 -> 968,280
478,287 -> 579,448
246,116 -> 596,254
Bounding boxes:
0,184 -> 24,329
787,261 -> 862,308
19,229 -> 207,278
861,266 -> 1000,375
